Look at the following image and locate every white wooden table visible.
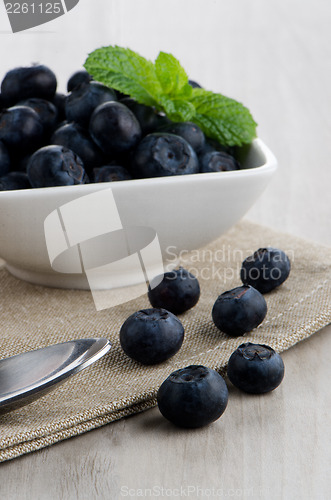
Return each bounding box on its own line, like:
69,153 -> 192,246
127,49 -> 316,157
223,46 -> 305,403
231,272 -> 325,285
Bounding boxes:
0,1 -> 330,498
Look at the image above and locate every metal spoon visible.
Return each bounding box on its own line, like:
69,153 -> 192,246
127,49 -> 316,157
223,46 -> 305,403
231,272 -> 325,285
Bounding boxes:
0,338 -> 111,414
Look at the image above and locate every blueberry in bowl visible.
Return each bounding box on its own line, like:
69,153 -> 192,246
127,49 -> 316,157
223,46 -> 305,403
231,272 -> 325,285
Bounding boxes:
188,79 -> 202,89
158,121 -> 206,154
51,122 -> 106,173
17,98 -> 58,138
199,150 -> 241,172
120,97 -> 164,135
89,101 -> 142,155
67,69 -> 92,92
227,342 -> 285,394
0,51 -> 277,290
93,165 -> 132,183
131,132 -> 199,178
0,172 -> 31,191
27,145 -> 87,188
0,105 -> 44,154
157,365 -> 228,428
65,81 -> 117,128
1,65 -> 57,107
0,140 -> 10,176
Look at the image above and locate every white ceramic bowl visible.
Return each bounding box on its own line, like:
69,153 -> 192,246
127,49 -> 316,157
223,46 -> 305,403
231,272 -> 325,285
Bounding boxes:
0,138 -> 276,290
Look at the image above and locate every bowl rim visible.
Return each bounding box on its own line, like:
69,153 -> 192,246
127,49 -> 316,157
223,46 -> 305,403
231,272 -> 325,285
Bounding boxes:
0,137 -> 277,198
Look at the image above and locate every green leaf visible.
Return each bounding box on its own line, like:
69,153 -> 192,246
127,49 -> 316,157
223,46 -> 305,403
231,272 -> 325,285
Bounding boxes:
159,96 -> 196,121
84,45 -> 163,107
155,52 -> 192,99
84,45 -> 257,147
189,89 -> 257,146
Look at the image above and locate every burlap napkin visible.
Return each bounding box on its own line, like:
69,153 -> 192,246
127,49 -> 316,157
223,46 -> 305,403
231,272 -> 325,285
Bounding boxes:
0,220 -> 330,462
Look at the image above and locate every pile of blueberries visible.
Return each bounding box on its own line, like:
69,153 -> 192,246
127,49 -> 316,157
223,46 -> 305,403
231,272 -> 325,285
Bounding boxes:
120,247 -> 291,428
0,65 -> 240,191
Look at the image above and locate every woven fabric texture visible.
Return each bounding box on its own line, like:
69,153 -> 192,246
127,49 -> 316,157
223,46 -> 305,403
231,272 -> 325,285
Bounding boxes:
0,220 -> 330,462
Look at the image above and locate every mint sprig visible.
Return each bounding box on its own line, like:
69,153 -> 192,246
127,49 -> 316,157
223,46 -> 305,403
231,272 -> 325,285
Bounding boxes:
83,46 -> 161,107
190,89 -> 257,146
155,52 -> 193,99
84,46 -> 257,146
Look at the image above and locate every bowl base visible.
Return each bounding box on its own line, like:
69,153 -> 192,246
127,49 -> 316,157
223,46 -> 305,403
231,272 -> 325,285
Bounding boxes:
4,258 -> 179,291
5,264 -> 91,290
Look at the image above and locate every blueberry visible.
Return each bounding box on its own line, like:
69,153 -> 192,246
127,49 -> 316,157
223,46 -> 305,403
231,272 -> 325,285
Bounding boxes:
157,365 -> 228,428
67,70 -> 92,92
89,101 -> 142,154
10,153 -> 31,172
51,122 -> 105,173
199,150 -> 240,172
0,171 -> 31,191
0,106 -> 44,154
227,342 -> 285,394
131,133 -> 199,178
65,81 -> 117,128
212,285 -> 267,337
148,267 -> 200,315
51,93 -> 67,122
188,80 -> 202,89
93,165 -> 132,183
27,145 -> 86,188
18,98 -> 58,137
241,247 -> 291,293
0,140 -> 10,176
0,93 -> 5,111
159,122 -> 205,154
120,97 -> 162,135
200,138 -> 236,156
1,65 -> 57,107
114,89 -> 129,101
154,113 -> 173,130
119,308 -> 184,365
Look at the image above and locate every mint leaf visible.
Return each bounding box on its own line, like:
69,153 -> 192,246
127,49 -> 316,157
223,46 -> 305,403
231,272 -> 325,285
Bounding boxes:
84,45 -> 257,146
189,89 -> 257,146
155,52 -> 192,99
159,96 -> 196,121
84,46 -> 162,107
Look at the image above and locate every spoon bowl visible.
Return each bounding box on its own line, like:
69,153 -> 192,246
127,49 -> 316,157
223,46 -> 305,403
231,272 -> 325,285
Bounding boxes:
0,338 -> 111,414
